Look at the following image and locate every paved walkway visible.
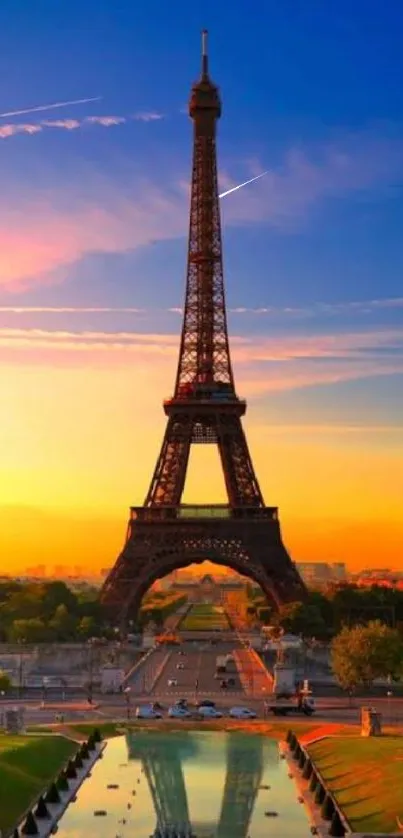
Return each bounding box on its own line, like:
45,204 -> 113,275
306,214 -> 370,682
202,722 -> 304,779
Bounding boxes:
233,647 -> 274,697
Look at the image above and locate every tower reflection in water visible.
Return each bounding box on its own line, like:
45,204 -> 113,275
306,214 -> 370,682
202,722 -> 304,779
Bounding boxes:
126,731 -> 264,838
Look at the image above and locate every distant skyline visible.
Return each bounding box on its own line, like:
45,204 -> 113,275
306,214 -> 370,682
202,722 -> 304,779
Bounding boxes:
0,1 -> 402,573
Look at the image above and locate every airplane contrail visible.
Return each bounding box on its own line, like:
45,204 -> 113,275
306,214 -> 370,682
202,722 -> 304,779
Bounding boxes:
0,96 -> 102,119
219,170 -> 269,199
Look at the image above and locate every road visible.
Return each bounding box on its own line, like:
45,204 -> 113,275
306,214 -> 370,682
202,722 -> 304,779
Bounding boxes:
150,641 -> 245,699
5,692 -> 403,729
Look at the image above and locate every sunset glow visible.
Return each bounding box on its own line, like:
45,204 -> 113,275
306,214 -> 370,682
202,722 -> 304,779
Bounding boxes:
0,4 -> 402,575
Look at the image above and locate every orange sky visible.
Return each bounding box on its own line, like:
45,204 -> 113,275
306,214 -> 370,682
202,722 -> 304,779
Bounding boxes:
1,352 -> 402,574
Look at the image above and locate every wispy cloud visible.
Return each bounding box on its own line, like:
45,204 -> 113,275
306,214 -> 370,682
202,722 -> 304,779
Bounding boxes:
0,96 -> 102,118
42,119 -> 81,131
0,129 -> 402,289
132,112 -> 164,122
0,123 -> 43,139
252,423 -> 403,435
0,111 -> 164,140
1,325 -> 401,393
0,306 -> 146,314
229,298 -> 403,317
0,179 -> 186,289
85,116 -> 127,127
1,297 -> 402,317
219,134 -> 403,228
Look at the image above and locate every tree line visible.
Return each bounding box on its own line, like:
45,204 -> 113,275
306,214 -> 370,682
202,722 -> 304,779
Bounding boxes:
246,582 -> 403,640
0,580 -> 185,643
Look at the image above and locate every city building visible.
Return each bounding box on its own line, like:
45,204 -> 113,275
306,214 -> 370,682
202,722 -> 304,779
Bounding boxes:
296,562 -> 347,587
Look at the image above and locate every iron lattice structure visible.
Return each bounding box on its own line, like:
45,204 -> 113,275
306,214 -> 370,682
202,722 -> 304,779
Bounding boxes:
101,31 -> 306,625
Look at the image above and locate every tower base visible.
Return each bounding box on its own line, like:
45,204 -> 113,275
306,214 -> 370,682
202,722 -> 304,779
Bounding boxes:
101,505 -> 306,627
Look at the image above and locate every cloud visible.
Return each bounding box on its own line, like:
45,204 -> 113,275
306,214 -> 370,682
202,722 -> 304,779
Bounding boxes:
0,123 -> 43,139
132,112 -> 164,122
42,119 -> 81,130
252,423 -> 403,434
0,297 -> 402,318
227,297 -> 403,319
0,325 -> 401,393
0,129 -> 402,289
218,134 -> 403,228
0,306 -> 146,314
0,96 -> 102,118
0,178 -> 186,289
0,111 -> 164,140
85,116 -> 127,127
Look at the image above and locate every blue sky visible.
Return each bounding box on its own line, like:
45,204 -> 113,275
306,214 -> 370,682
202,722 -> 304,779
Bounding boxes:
1,0 -> 402,571
1,1 -> 402,416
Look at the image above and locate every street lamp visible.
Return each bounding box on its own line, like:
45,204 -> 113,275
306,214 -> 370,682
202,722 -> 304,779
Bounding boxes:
387,689 -> 393,723
41,677 -> 49,706
124,686 -> 131,720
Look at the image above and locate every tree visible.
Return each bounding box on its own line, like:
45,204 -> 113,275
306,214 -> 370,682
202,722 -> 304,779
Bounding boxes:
0,669 -> 12,692
49,604 -> 77,640
8,618 -> 50,644
331,620 -> 403,691
41,582 -> 77,619
77,616 -> 97,639
1,589 -> 45,622
273,600 -> 328,640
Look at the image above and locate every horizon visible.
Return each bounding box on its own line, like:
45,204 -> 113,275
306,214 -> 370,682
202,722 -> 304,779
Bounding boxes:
1,2 -> 402,575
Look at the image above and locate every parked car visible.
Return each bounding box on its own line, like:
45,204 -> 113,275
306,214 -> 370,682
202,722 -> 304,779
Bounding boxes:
167,679 -> 178,687
196,699 -> 216,708
197,706 -> 223,719
168,705 -> 192,719
174,698 -> 188,707
135,705 -> 162,719
229,706 -> 257,719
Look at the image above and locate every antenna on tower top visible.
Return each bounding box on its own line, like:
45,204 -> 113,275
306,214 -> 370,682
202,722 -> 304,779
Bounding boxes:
201,29 -> 208,77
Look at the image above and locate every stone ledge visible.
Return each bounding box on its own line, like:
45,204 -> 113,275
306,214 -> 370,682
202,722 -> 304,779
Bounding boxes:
15,741 -> 106,838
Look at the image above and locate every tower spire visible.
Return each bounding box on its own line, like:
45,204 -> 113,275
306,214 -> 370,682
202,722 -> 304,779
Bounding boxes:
201,28 -> 208,77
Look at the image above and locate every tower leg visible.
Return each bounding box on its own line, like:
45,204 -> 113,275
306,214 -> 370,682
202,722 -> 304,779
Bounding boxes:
218,415 -> 263,507
145,415 -> 192,506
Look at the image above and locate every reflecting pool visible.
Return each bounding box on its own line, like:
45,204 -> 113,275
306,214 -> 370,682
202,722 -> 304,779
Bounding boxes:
57,731 -> 312,838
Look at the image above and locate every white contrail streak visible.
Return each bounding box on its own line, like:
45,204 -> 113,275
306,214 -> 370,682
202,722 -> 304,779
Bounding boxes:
0,96 -> 102,119
219,170 -> 269,199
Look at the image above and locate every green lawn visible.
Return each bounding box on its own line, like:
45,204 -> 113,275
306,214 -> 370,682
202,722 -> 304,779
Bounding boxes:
180,603 -> 230,631
307,735 -> 403,834
0,734 -> 76,834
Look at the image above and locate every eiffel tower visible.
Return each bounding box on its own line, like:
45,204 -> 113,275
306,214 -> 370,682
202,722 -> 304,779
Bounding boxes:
101,30 -> 306,626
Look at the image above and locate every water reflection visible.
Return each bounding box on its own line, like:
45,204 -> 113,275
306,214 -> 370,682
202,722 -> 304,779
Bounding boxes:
57,731 -> 312,838
127,732 -> 197,832
216,734 -> 264,838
